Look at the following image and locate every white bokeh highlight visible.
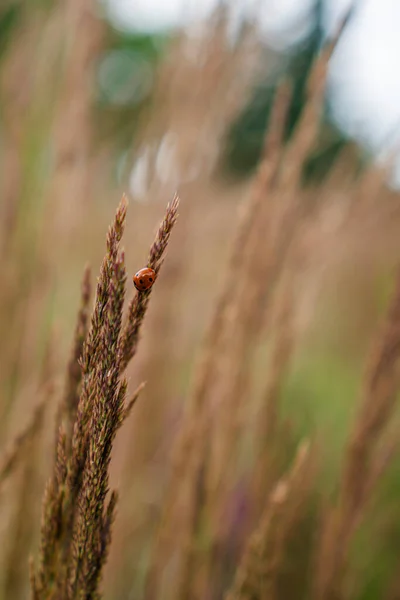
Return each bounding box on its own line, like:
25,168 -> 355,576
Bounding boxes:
106,0 -> 400,187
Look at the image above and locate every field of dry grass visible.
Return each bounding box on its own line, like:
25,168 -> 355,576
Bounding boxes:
2,2 -> 400,600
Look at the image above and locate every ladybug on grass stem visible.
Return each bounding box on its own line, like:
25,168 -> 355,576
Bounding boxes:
133,267 -> 156,292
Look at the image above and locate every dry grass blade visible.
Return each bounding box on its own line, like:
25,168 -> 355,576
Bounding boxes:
385,557 -> 400,600
277,2 -> 356,197
214,5 -> 355,465
4,403 -> 46,598
344,268 -> 400,512
121,381 -> 146,422
146,84 -> 293,600
315,267 -> 400,600
209,41 -> 335,498
261,265 -> 297,440
201,21 -> 354,587
184,80 -> 292,467
0,397 -> 48,493
250,260 -> 298,518
225,441 -> 314,600
30,557 -> 39,600
363,432 -> 400,503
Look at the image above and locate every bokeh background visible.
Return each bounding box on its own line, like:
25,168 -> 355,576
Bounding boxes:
2,0 -> 400,598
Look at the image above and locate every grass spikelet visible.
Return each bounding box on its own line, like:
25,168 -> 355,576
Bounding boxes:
67,377 -> 129,599
30,557 -> 39,600
60,264 -> 91,449
89,489 -> 120,595
31,194 -> 179,600
35,426 -> 68,596
39,198 -> 129,593
119,192 -> 180,371
67,196 -> 128,502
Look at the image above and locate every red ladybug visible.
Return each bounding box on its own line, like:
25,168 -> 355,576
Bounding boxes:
133,267 -> 156,291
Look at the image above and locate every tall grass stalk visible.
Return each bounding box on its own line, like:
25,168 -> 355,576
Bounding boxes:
30,193 -> 179,600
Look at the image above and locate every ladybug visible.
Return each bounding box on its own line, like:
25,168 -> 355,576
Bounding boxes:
133,267 -> 156,292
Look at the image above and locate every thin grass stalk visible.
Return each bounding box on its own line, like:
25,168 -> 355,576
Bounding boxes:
0,5 -> 66,439
0,396 -> 49,493
3,414 -> 45,599
3,336 -> 54,598
116,201 -> 188,600
48,0 -> 105,238
385,559 -> 400,600
208,37 -> 331,502
225,441 -> 314,600
0,6 -> 40,256
203,221 -> 302,598
208,4 -> 353,508
249,259 -> 298,523
314,266 -> 400,600
159,84 -> 292,600
260,265 -> 297,440
196,19 -> 355,596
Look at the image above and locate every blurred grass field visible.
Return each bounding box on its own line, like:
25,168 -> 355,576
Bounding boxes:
2,1 -> 400,599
